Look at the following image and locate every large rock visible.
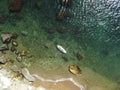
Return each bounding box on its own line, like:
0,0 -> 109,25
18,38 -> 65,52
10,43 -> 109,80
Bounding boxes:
1,33 -> 12,44
0,44 -> 9,51
69,65 -> 81,75
21,68 -> 35,82
35,0 -> 43,9
10,65 -> 20,72
0,56 -> 7,64
8,0 -> 23,12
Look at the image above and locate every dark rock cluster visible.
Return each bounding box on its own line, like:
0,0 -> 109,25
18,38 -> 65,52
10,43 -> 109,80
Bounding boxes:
0,32 -> 18,53
8,0 -> 26,12
56,0 -> 73,20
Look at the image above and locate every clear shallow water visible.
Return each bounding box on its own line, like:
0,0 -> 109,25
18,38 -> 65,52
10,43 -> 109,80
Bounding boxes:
0,0 -> 120,88
66,0 -> 120,83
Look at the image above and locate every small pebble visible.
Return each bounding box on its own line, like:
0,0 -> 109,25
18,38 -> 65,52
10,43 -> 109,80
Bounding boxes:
20,50 -> 26,56
16,55 -> 22,62
15,50 -> 20,55
10,46 -> 16,52
12,40 -> 18,47
11,32 -> 18,39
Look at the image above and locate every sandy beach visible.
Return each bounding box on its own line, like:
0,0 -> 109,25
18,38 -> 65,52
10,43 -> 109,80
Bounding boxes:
0,54 -> 118,90
0,61 -> 118,90
32,68 -> 118,90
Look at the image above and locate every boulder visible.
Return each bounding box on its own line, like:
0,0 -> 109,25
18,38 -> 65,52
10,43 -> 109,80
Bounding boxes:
0,44 -> 9,51
0,56 -> 7,64
10,65 -> 20,72
21,68 -> 35,82
69,65 -> 81,75
8,0 -> 23,12
1,33 -> 12,44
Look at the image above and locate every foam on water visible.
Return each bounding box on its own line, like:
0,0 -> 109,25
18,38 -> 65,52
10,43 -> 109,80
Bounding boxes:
33,74 -> 85,90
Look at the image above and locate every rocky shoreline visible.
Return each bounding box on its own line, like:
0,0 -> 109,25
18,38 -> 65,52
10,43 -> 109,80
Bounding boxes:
0,66 -> 85,90
0,68 -> 46,90
0,54 -> 85,90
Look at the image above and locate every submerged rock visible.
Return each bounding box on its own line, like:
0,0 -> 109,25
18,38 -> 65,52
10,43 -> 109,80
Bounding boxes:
10,46 -> 17,52
1,33 -> 12,44
11,32 -> 18,39
21,31 -> 28,36
76,52 -> 84,61
16,54 -> 22,62
0,17 -> 6,24
0,44 -> 9,51
8,0 -> 23,12
35,0 -> 43,9
20,50 -> 26,56
0,56 -> 7,64
69,65 -> 81,75
21,68 -> 35,82
12,40 -> 18,47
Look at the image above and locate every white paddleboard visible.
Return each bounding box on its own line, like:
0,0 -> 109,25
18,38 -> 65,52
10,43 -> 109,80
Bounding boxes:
57,45 -> 67,54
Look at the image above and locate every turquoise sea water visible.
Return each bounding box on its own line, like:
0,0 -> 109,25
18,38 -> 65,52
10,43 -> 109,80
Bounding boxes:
0,0 -> 120,88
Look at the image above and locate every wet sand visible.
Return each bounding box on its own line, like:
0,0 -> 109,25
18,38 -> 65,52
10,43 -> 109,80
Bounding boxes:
29,65 -> 118,90
32,79 -> 80,90
0,55 -> 119,90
